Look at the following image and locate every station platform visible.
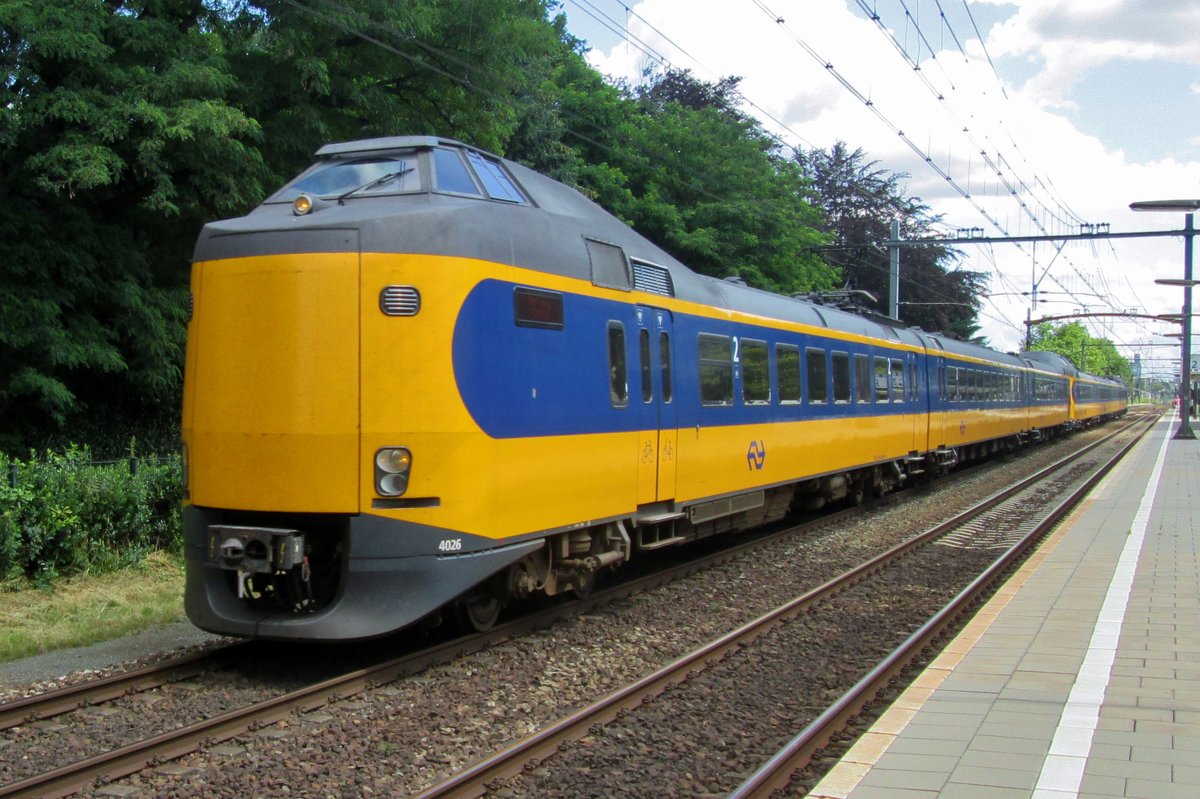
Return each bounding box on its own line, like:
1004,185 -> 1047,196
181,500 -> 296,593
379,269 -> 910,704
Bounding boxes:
810,413 -> 1199,799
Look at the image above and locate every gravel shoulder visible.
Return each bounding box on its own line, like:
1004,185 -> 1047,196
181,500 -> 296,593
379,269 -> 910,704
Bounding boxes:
0,622 -> 220,690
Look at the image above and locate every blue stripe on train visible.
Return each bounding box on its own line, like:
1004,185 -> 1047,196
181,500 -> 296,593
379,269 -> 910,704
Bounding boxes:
452,279 -> 1036,440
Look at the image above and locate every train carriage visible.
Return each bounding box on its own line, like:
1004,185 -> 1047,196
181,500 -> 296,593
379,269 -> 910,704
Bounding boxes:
1018,350 -> 1073,438
919,335 -> 1039,464
182,135 -> 1125,641
1071,370 -> 1129,427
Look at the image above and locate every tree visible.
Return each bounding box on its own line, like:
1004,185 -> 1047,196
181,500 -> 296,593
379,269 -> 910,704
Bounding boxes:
796,142 -> 987,341
538,68 -> 835,294
0,0 -> 575,453
0,0 -> 268,452
220,0 -> 570,183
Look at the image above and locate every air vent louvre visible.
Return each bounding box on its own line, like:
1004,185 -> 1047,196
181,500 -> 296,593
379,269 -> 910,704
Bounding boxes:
632,262 -> 674,297
380,285 -> 421,316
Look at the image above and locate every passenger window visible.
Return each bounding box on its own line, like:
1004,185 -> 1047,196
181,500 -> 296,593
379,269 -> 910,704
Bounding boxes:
640,329 -> 653,403
855,354 -> 872,403
608,322 -> 627,407
432,147 -> 482,196
948,367 -> 958,401
806,348 -> 828,404
699,334 -> 733,406
777,344 -> 801,404
832,351 -> 851,403
660,332 -> 672,403
909,363 -> 919,401
742,339 -> 770,404
874,357 -> 889,402
890,360 -> 905,403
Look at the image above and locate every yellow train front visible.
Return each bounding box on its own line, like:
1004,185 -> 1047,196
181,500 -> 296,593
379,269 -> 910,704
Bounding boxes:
182,136 -> 637,638
182,135 -> 1092,641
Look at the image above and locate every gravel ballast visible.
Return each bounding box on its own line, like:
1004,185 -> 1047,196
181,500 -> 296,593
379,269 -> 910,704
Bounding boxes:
0,427 -> 1121,798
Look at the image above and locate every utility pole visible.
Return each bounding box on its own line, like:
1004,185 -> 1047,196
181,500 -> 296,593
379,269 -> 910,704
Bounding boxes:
888,218 -> 900,319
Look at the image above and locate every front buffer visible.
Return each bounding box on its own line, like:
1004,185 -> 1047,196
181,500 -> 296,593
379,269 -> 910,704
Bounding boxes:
182,506 -> 541,640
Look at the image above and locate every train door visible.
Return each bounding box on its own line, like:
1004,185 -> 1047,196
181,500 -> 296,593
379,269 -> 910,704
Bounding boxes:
908,351 -> 923,451
635,306 -> 678,504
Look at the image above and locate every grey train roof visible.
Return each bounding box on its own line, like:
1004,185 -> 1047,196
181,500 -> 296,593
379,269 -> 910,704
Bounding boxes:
1020,350 -> 1079,377
193,136 -> 1002,356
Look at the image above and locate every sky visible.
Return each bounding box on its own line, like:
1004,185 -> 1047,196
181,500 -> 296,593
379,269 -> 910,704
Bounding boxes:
557,0 -> 1200,380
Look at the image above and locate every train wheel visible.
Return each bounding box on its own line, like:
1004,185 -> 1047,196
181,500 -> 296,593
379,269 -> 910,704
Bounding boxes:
571,569 -> 597,599
455,592 -> 502,632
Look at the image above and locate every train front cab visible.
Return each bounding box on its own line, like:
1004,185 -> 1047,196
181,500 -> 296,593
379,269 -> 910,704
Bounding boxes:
180,241 -> 568,640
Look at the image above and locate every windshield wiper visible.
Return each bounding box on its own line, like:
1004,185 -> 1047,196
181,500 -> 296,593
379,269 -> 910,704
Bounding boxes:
337,167 -> 414,204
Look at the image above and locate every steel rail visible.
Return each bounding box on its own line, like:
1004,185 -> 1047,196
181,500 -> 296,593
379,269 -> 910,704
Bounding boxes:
0,506 -> 863,799
0,507 -> 866,799
0,645 -> 247,732
727,414 -> 1157,799
408,415 -> 1153,799
0,622 -> 531,799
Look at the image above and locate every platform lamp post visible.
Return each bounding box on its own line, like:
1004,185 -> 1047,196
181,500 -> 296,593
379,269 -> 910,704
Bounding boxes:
1130,199 -> 1200,440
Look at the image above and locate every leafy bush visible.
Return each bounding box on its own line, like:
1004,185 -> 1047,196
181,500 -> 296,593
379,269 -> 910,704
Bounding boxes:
0,446 -> 182,585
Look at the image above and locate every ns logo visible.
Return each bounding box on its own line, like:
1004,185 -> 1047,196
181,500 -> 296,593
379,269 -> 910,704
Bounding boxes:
746,440 -> 766,471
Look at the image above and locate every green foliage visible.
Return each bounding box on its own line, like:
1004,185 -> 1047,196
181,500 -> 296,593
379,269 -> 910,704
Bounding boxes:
0,447 -> 182,585
1029,321 -> 1132,381
1,0 -> 269,451
220,0 -> 569,181
526,66 -> 835,294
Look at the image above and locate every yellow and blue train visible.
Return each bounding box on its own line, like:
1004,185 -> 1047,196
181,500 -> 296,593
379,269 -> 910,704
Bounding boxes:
181,136 -> 1127,640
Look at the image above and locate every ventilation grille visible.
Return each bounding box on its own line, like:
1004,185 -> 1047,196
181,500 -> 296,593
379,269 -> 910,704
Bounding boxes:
380,285 -> 421,316
633,262 -> 675,297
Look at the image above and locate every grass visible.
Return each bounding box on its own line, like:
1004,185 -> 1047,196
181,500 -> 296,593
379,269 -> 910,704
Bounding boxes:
0,551 -> 186,663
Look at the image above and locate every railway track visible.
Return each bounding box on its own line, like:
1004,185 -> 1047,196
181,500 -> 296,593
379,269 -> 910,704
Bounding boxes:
728,413 -> 1157,798
0,508 -> 862,799
409,414 -> 1155,798
0,415 -> 1150,798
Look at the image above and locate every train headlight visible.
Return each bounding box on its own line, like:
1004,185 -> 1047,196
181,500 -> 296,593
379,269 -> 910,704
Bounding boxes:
293,194 -> 315,216
375,447 -> 412,496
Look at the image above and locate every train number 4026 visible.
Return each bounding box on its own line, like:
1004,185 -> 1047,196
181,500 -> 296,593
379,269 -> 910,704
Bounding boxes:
437,538 -> 463,552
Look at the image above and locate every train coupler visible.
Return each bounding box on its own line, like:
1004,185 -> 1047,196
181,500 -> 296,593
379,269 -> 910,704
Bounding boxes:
207,525 -> 312,605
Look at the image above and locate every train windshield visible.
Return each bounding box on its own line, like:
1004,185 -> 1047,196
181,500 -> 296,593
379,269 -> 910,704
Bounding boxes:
270,156 -> 423,202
